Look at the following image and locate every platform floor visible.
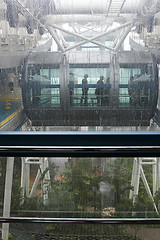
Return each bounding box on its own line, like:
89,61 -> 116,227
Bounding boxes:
0,88 -> 23,128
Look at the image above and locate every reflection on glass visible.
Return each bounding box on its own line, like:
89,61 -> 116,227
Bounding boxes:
69,65 -> 110,107
6,157 -> 159,218
1,156 -> 160,239
28,64 -> 60,108
119,64 -> 153,109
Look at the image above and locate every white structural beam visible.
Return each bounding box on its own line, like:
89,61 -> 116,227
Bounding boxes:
140,165 -> 159,215
114,23 -> 133,51
55,29 -> 69,48
153,161 -> 158,196
131,158 -> 141,205
49,21 -> 134,52
29,169 -> 41,198
21,157 -> 50,204
41,158 -> 50,205
46,26 -> 65,53
158,158 -> 160,190
20,157 -> 26,205
130,157 -> 160,215
2,157 -> 14,240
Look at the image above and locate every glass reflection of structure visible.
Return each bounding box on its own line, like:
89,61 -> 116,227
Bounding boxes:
28,64 -> 60,108
119,63 -> 153,108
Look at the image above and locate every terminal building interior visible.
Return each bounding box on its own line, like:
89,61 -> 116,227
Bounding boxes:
0,0 -> 160,239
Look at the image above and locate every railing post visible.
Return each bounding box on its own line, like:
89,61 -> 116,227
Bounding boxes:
2,157 -> 14,240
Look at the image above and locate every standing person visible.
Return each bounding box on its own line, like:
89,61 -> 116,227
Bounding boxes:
8,69 -> 16,93
69,72 -> 75,106
95,76 -> 104,106
103,77 -> 110,106
80,74 -> 89,105
32,71 -> 41,106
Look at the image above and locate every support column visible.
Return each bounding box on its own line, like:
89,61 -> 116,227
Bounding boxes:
25,163 -> 30,197
20,157 -> 26,205
153,158 -> 158,196
140,165 -> 159,215
129,158 -> 137,199
43,158 -> 50,205
158,158 -> 160,190
2,157 -> 14,240
132,158 -> 141,205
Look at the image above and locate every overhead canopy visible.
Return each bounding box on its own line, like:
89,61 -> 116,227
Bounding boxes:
53,0 -> 147,14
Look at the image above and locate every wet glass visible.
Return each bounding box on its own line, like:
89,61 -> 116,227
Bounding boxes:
0,0 -> 160,239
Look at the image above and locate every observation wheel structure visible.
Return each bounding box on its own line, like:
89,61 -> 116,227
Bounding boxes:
0,0 -> 159,53
2,0 -> 157,127
22,50 -> 158,126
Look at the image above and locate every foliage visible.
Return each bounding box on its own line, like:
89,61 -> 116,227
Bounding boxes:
71,158 -> 102,211
11,157 -> 22,210
102,157 -> 158,217
102,158 -> 133,213
46,158 -> 102,214
0,157 -> 22,212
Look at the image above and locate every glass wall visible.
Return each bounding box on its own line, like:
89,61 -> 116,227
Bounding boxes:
119,63 -> 153,108
69,64 -> 110,107
1,156 -> 159,239
28,64 -> 60,108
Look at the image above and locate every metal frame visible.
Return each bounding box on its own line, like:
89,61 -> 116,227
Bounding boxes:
1,131 -> 160,232
0,131 -> 160,157
23,50 -> 158,126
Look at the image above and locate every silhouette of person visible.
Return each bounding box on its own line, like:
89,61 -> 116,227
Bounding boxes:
69,72 -> 75,106
8,69 -> 16,93
128,76 -> 135,106
32,71 -> 41,106
80,74 -> 89,105
103,77 -> 110,106
95,76 -> 104,106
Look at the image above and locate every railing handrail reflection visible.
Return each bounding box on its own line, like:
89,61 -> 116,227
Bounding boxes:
0,131 -> 160,157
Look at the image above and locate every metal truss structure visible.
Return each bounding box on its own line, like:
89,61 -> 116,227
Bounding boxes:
129,157 -> 160,215
0,0 -> 160,53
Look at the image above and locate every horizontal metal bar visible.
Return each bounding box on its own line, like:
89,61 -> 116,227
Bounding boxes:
0,131 -> 160,157
0,146 -> 160,157
0,217 -> 160,224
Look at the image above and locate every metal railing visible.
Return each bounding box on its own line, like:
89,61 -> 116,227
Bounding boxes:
0,131 -> 160,157
0,131 -> 160,225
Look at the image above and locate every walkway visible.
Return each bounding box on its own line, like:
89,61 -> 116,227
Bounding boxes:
0,87 -> 23,129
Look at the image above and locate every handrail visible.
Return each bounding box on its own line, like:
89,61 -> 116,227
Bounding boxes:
0,131 -> 160,157
1,131 -> 160,226
0,217 -> 160,224
0,146 -> 160,157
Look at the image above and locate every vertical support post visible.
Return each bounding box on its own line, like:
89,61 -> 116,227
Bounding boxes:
129,158 -> 137,199
43,158 -> 50,205
29,169 -> 41,198
158,158 -> 160,190
2,157 -> 14,240
20,157 -> 26,205
25,163 -> 30,197
132,158 -> 141,205
5,92 -> 11,109
140,165 -> 159,215
153,158 -> 157,196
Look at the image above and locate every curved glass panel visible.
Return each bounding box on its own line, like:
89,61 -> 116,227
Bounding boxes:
69,64 -> 110,107
119,63 -> 153,109
28,64 -> 60,108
